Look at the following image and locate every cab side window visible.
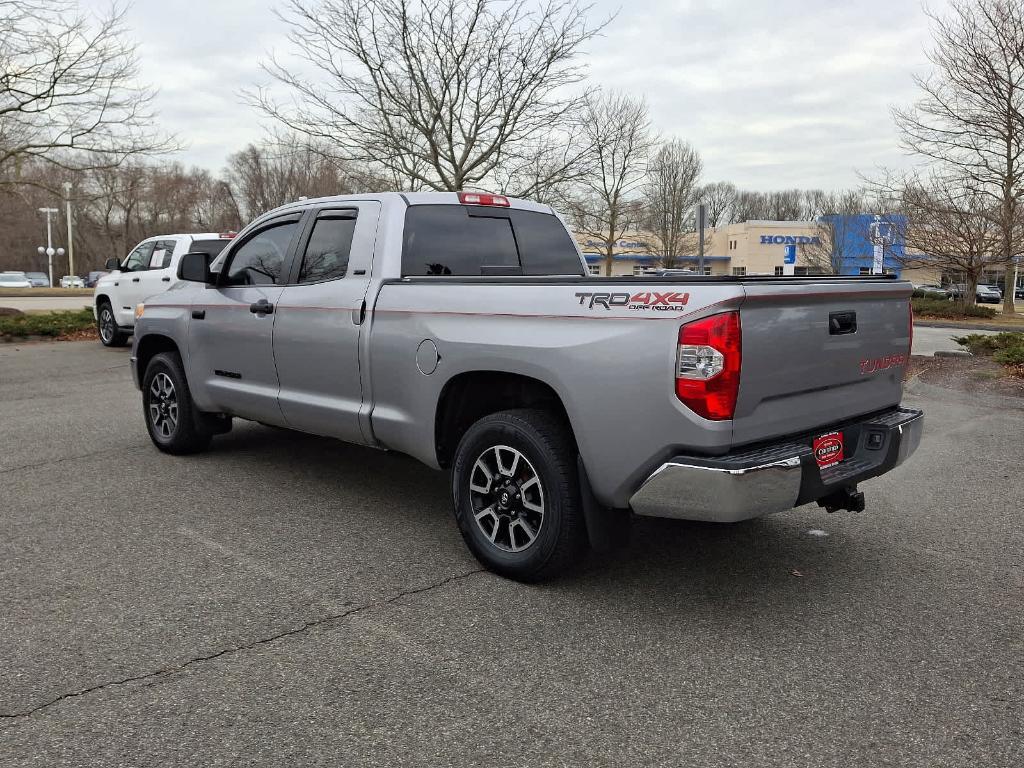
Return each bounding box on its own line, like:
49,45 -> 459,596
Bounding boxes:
223,221 -> 299,286
122,242 -> 155,272
297,213 -> 357,284
150,240 -> 177,270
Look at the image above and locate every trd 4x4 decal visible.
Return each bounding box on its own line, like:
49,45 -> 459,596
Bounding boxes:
574,291 -> 690,312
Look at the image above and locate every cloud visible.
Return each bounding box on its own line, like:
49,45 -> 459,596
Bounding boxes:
83,0 -> 946,190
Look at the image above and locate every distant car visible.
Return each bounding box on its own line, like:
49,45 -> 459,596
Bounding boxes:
914,283 -> 948,299
24,271 -> 49,287
85,271 -> 108,288
0,273 -> 33,288
977,284 -> 1002,304
1015,285 -> 1024,300
60,275 -> 85,288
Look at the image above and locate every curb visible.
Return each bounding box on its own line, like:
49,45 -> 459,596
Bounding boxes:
915,320 -> 1022,332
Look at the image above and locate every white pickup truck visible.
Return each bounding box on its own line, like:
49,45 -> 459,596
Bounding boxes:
93,233 -> 233,346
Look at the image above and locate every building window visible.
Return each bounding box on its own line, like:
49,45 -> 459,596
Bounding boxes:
700,266 -> 712,276
632,264 -> 646,276
732,266 -> 746,276
588,264 -> 600,275
794,266 -> 808,276
859,267 -> 870,275
774,266 -> 784,276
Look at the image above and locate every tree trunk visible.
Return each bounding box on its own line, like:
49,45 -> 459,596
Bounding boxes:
604,243 -> 614,276
965,274 -> 979,308
1003,259 -> 1017,313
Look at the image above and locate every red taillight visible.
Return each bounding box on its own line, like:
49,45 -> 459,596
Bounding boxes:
219,231 -> 237,239
457,191 -> 510,207
675,311 -> 741,420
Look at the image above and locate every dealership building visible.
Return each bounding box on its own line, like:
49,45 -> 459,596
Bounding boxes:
575,217 -> 941,284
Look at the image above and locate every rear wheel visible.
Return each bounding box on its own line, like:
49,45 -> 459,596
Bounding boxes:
142,351 -> 212,454
452,409 -> 588,582
97,301 -> 129,347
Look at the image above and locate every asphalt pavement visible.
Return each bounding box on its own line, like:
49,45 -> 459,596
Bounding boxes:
0,341 -> 1021,767
912,325 -> 998,356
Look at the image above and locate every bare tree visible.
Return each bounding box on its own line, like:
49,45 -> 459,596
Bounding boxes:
796,191 -> 870,275
894,0 -> 1024,313
698,181 -> 737,227
249,0 -> 605,194
885,174 -> 1003,306
564,92 -> 654,276
643,139 -> 702,268
224,137 -> 380,222
0,1 -> 173,187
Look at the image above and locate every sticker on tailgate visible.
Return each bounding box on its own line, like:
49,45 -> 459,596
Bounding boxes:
813,432 -> 844,468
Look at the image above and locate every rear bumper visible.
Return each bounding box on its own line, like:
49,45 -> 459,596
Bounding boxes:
629,407 -> 923,522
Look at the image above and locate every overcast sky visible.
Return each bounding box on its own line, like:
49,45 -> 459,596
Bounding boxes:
83,0 -> 944,191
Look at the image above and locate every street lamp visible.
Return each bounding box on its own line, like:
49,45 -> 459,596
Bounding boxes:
63,182 -> 75,280
37,207 -> 63,287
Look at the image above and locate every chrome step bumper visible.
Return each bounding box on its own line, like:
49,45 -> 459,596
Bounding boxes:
629,407 -> 923,523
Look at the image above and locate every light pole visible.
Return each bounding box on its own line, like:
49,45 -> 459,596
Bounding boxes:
63,182 -> 75,279
38,207 -> 59,287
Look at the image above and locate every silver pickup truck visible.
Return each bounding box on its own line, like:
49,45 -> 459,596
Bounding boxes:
130,191 -> 922,581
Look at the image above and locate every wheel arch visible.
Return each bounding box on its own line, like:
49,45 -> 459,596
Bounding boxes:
136,333 -> 181,380
433,370 -> 576,471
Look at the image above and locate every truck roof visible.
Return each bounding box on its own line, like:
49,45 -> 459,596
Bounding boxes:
261,191 -> 554,220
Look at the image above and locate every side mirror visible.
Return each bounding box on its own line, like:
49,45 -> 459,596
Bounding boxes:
178,251 -> 213,283
104,257 -> 121,271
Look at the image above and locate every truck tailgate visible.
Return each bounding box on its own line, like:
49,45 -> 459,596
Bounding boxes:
732,280 -> 912,446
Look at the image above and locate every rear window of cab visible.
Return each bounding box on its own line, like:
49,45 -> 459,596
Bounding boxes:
401,205 -> 584,277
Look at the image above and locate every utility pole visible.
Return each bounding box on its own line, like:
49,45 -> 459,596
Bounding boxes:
63,183 -> 75,279
38,207 -> 59,287
696,203 -> 706,275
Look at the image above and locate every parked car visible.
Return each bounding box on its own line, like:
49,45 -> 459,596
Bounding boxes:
85,271 -> 108,288
0,272 -> 32,288
24,271 -> 49,287
93,233 -> 234,346
947,283 -> 1002,303
1016,285 -> 1024,300
912,283 -> 948,299
129,192 -> 923,581
976,284 -> 1002,304
60,275 -> 85,288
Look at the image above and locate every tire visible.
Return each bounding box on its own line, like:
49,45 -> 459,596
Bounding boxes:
451,409 -> 588,582
142,351 -> 212,455
97,301 -> 129,347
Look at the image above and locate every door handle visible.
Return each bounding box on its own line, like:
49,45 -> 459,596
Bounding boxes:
352,300 -> 366,325
162,276 -> 171,282
249,300 -> 274,315
191,309 -> 206,320
829,311 -> 857,335
132,277 -> 140,283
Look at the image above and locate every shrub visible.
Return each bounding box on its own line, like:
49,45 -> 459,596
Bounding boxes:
993,345 -> 1024,366
911,297 -> 997,319
0,308 -> 94,338
955,332 -> 1024,374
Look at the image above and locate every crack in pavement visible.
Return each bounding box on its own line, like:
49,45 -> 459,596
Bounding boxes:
0,567 -> 486,722
0,442 -> 150,475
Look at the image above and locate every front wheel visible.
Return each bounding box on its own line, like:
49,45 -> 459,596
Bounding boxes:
142,352 -> 212,455
451,409 -> 588,582
97,302 -> 129,347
